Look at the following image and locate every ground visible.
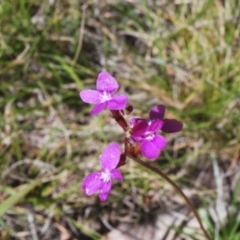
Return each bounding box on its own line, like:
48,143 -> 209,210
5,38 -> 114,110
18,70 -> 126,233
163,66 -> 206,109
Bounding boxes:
0,0 -> 240,239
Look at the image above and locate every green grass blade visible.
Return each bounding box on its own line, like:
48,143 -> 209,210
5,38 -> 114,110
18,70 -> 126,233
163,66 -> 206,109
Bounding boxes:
69,218 -> 102,240
53,56 -> 84,88
0,180 -> 40,217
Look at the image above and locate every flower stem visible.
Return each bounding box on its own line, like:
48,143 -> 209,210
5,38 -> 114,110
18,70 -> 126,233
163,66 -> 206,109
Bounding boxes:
127,154 -> 211,240
110,110 -> 128,131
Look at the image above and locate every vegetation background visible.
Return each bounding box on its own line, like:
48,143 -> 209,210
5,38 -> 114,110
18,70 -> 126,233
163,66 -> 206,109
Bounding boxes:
0,0 -> 240,239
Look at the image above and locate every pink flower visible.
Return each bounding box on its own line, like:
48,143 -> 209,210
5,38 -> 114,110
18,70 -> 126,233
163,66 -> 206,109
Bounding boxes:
130,104 -> 183,160
82,143 -> 123,201
80,72 -> 128,114
131,119 -> 167,160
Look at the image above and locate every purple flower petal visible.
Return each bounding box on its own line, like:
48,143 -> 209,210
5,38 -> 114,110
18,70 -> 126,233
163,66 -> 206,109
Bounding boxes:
82,172 -> 102,196
149,104 -> 165,120
129,118 -> 144,126
79,90 -> 101,104
100,143 -> 121,170
148,119 -> 164,132
99,181 -> 111,201
162,119 -> 183,133
96,72 -> 118,94
106,94 -> 128,110
110,169 -> 123,181
132,120 -> 149,138
152,134 -> 167,149
141,140 -> 161,160
90,102 -> 107,114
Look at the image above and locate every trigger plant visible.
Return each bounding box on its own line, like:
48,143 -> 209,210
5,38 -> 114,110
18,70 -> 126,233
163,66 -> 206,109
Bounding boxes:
79,72 -> 211,240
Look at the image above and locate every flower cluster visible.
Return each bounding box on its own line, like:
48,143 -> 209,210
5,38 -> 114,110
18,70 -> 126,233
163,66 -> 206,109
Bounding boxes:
80,72 -> 183,201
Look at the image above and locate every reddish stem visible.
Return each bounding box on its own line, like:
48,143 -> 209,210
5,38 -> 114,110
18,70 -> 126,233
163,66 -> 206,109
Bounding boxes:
110,110 -> 129,131
127,154 -> 211,240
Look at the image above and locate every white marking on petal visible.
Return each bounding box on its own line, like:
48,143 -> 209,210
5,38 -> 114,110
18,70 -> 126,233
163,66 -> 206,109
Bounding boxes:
145,131 -> 155,141
100,169 -> 111,182
100,91 -> 112,103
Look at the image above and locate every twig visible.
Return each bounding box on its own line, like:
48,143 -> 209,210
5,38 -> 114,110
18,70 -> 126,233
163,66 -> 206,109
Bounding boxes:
72,4 -> 86,65
27,210 -> 39,240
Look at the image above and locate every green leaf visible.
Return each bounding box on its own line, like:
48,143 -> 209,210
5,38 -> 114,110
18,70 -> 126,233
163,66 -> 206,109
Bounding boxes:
0,180 -> 40,217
